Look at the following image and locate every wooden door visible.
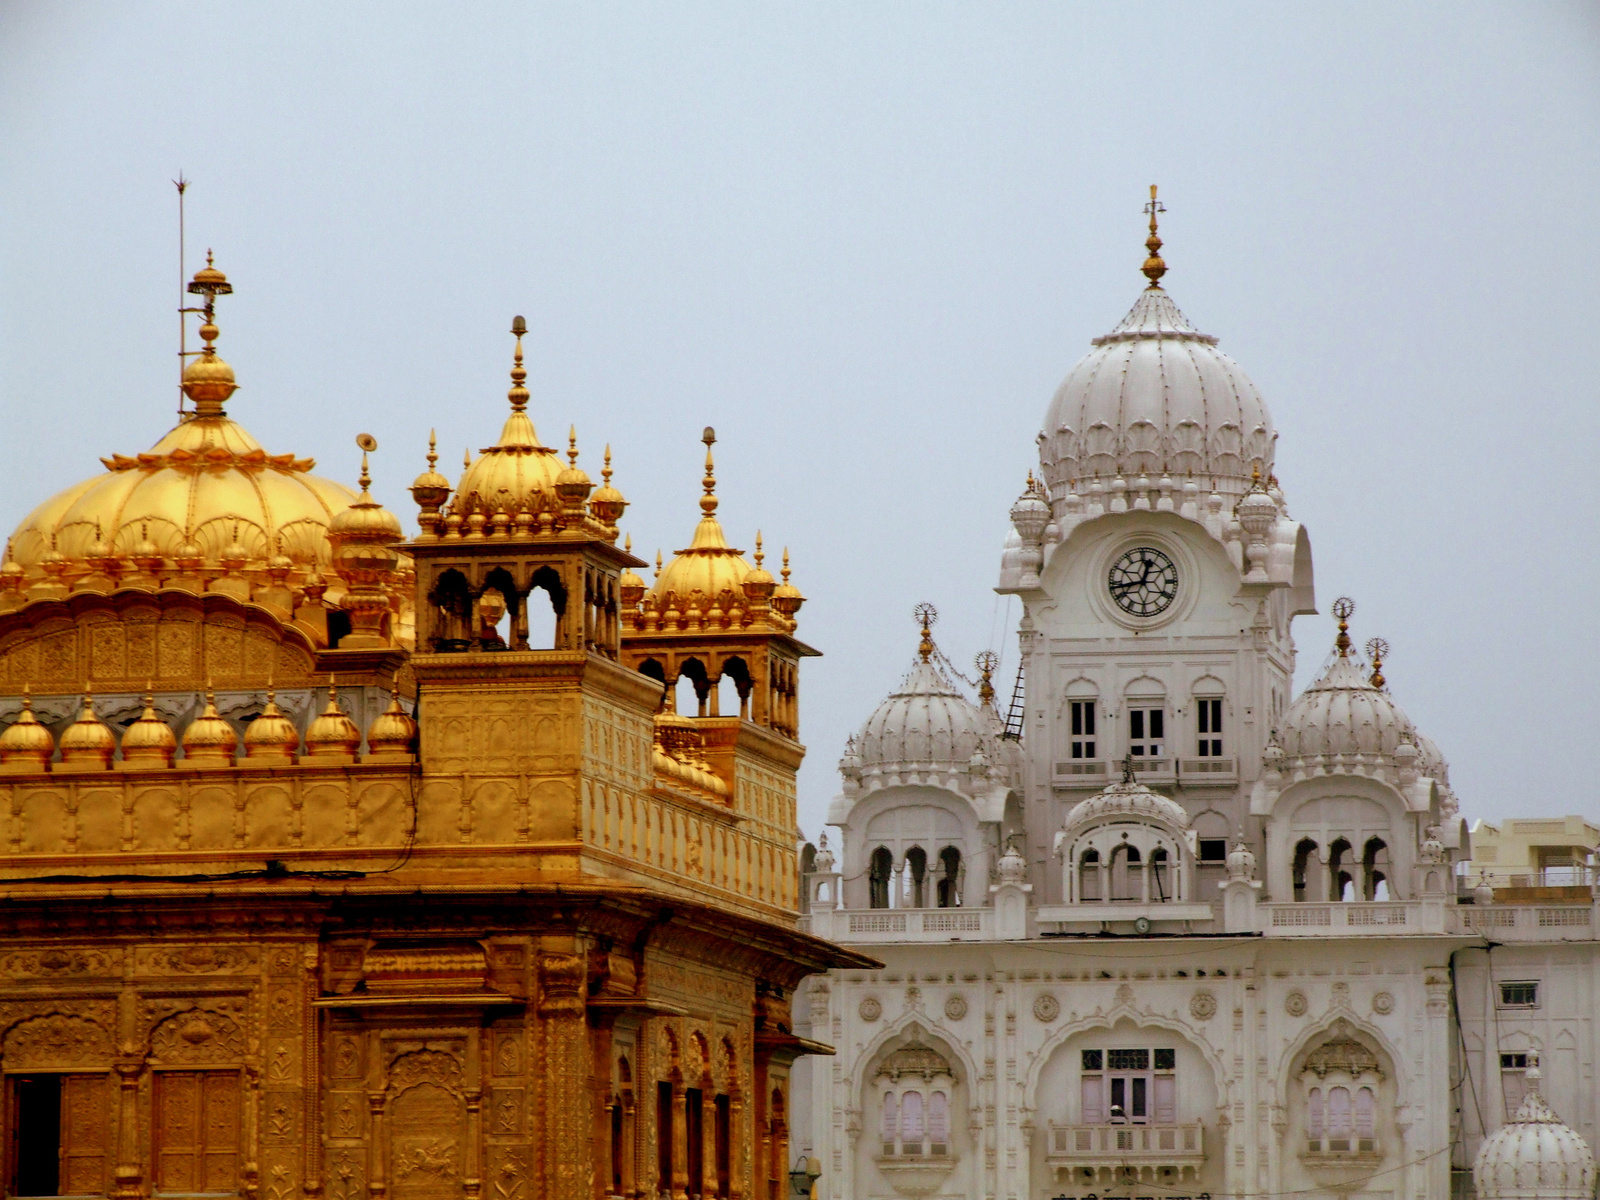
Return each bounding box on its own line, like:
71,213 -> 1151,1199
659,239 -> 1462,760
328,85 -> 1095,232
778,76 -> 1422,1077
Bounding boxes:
155,1072 -> 241,1194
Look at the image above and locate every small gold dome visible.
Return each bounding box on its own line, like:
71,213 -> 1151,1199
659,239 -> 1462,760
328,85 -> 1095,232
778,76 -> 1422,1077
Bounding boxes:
181,690 -> 239,763
588,445 -> 627,528
121,693 -> 177,766
646,432 -> 754,608
0,694 -> 55,767
555,428 -> 594,508
409,430 -> 452,510
243,691 -> 300,760
59,690 -> 117,766
305,686 -> 362,757
771,548 -> 804,619
366,692 -> 417,756
742,533 -> 776,604
452,320 -> 565,518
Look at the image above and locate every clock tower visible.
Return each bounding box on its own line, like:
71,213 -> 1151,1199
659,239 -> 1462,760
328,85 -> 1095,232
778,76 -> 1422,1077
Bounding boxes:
997,189 -> 1317,903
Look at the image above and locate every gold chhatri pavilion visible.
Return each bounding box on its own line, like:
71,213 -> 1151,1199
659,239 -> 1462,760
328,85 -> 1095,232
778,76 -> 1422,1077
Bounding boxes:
0,258 -> 870,1200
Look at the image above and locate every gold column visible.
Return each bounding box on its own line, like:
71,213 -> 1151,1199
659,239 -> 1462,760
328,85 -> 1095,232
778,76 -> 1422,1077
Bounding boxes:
537,945 -> 592,1200
366,1092 -> 387,1200
463,1090 -> 483,1200
109,1057 -> 144,1200
671,1083 -> 687,1200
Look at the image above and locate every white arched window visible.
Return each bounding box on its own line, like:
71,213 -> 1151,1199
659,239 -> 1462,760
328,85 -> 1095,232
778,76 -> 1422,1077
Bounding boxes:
928,1092 -> 949,1155
880,1093 -> 898,1156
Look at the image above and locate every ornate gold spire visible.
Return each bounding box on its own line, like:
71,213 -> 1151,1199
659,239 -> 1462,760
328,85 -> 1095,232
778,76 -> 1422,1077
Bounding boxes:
1366,637 -> 1389,689
914,602 -> 937,662
1331,596 -> 1355,657
975,650 -> 999,707
181,250 -> 238,417
700,426 -> 718,517
1142,185 -> 1167,289
508,315 -> 529,413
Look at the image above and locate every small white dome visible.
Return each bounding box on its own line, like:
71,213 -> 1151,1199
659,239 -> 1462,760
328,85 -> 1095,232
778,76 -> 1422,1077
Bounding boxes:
1040,288 -> 1275,507
1474,1064 -> 1596,1200
1062,774 -> 1190,836
854,657 -> 996,782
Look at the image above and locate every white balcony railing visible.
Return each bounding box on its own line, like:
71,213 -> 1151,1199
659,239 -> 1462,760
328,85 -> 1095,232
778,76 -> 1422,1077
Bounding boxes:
1045,1122 -> 1205,1175
1264,901 -> 1418,934
1454,904 -> 1595,940
802,906 -> 991,942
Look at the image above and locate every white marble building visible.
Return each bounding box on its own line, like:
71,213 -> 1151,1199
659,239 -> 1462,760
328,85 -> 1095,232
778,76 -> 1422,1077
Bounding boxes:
792,221 -> 1599,1200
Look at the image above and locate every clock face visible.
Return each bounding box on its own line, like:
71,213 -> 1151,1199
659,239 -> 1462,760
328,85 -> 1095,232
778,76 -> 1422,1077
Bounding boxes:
1108,547 -> 1178,617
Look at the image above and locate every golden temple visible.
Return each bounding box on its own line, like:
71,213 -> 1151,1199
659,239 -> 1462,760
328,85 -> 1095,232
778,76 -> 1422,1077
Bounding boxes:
0,257 -> 870,1200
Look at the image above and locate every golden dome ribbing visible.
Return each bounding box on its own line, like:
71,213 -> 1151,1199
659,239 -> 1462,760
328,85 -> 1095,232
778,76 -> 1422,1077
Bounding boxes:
450,316 -> 566,518
0,693 -> 55,768
243,690 -> 300,761
182,689 -> 239,764
645,430 -> 755,609
59,690 -> 116,767
305,685 -> 362,758
121,691 -> 178,767
366,692 -> 417,757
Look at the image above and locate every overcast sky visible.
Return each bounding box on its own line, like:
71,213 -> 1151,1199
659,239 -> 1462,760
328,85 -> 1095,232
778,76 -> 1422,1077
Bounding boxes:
3,3 -> 1598,838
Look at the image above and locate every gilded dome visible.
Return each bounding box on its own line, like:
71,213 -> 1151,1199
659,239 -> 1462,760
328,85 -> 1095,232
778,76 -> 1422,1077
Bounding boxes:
1474,1061 -> 1595,1200
645,435 -> 754,609
181,691 -> 239,762
3,264 -> 408,627
450,321 -> 566,518
366,693 -> 417,756
121,694 -> 178,766
305,688 -> 362,757
58,692 -> 117,766
0,695 -> 55,766
243,692 -> 300,760
1038,218 -> 1274,508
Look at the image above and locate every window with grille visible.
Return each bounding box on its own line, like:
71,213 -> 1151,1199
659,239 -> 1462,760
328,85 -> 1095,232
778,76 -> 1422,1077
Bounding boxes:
1307,1085 -> 1377,1153
1196,698 -> 1223,756
880,1089 -> 949,1157
1499,981 -> 1539,1008
1128,708 -> 1164,757
1079,1047 -> 1176,1125
1069,701 -> 1096,759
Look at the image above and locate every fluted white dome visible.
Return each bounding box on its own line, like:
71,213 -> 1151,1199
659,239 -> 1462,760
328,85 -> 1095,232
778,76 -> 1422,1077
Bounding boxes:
1275,651 -> 1447,782
1062,775 -> 1191,835
1039,289 -> 1275,506
853,658 -> 996,782
1474,1065 -> 1596,1200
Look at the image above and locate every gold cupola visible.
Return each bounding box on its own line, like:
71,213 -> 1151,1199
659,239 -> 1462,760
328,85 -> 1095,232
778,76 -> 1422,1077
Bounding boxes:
328,447 -> 404,649
448,316 -> 567,525
243,689 -> 300,762
643,429 -> 757,622
304,684 -> 362,761
58,690 -> 117,768
120,691 -> 178,769
365,691 -> 417,759
0,692 -> 56,771
181,688 -> 239,766
2,253 -> 412,646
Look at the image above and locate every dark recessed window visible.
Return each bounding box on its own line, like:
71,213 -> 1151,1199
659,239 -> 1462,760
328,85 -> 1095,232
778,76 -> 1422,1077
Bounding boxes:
1199,839 -> 1228,863
1499,981 -> 1539,1008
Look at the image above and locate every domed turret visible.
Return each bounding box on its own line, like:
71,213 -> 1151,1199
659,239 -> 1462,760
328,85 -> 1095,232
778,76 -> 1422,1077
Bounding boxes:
587,446 -> 628,531
449,316 -> 567,521
120,692 -> 177,768
0,693 -> 55,769
243,690 -> 300,762
1060,766 -> 1192,837
59,690 -> 116,768
366,692 -> 417,758
1275,598 -> 1447,779
329,446 -> 404,649
645,430 -> 757,619
3,254 -> 411,642
1474,1057 -> 1596,1200
181,689 -> 239,766
1038,191 -> 1275,509
848,605 -> 1008,796
305,685 -> 362,760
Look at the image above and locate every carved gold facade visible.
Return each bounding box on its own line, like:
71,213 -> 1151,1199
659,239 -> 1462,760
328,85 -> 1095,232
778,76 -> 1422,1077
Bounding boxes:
0,265 -> 871,1200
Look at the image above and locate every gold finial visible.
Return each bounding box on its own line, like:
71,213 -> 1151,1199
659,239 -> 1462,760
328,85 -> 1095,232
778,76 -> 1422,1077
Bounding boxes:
427,430 -> 438,472
568,426 -> 579,467
975,650 -> 999,707
1331,596 -> 1355,657
1142,185 -> 1167,289
357,451 -> 372,493
1365,637 -> 1389,689
464,447 -> 471,470
655,549 -> 664,576
913,602 -> 938,661
508,315 -> 529,413
754,531 -> 764,569
624,533 -> 632,554
602,444 -> 614,486
700,426 -> 718,517
781,548 -> 791,584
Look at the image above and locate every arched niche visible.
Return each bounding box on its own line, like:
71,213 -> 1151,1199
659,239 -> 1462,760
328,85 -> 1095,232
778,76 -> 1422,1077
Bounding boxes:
856,1023 -> 971,1200
1282,1019 -> 1396,1195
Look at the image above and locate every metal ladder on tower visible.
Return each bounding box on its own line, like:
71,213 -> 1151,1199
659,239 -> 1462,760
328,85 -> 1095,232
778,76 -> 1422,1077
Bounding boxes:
1001,660 -> 1025,741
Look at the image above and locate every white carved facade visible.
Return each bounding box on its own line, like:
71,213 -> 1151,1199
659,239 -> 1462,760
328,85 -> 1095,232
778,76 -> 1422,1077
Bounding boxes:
792,260 -> 1600,1200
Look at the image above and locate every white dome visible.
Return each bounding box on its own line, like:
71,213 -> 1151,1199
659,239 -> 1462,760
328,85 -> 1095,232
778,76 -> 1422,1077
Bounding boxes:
1474,1066 -> 1596,1200
851,657 -> 999,785
1276,650 -> 1447,780
1039,288 -> 1275,506
1062,775 -> 1191,836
